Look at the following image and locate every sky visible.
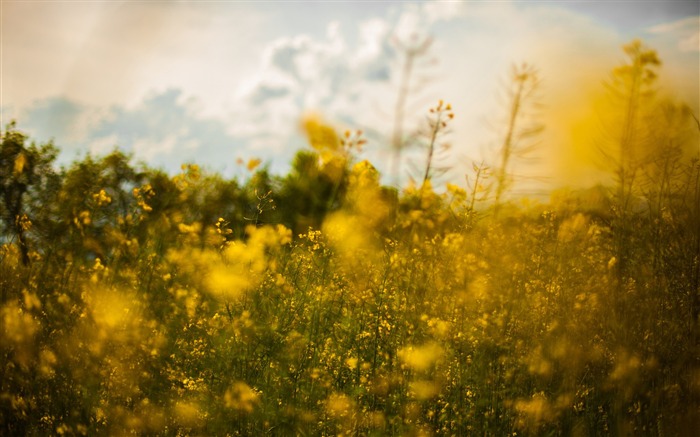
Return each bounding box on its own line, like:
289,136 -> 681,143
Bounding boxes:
2,0 -> 699,190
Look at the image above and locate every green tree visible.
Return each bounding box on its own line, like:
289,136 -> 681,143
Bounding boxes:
0,121 -> 58,267
276,150 -> 346,234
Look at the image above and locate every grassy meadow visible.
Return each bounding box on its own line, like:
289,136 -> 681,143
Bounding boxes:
1,40 -> 699,436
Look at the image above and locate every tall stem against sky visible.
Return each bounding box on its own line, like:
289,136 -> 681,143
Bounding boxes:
493,64 -> 541,216
611,40 -> 660,212
390,35 -> 432,185
421,100 -> 453,189
601,41 -> 661,294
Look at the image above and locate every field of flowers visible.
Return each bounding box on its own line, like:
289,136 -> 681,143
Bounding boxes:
2,41 -> 699,436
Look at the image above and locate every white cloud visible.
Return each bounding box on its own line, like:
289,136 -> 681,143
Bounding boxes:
132,136 -> 178,161
234,20 -> 394,153
17,90 -> 251,174
679,31 -> 700,52
354,19 -> 391,65
230,1 -> 469,182
3,2 -> 265,114
649,16 -> 698,33
88,134 -> 119,156
648,16 -> 700,52
393,0 -> 465,43
423,0 -> 465,24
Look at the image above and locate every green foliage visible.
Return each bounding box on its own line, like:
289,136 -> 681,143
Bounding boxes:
276,149 -> 347,235
1,121 -> 59,265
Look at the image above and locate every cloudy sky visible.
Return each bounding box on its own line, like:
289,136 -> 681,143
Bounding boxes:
2,0 -> 698,188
